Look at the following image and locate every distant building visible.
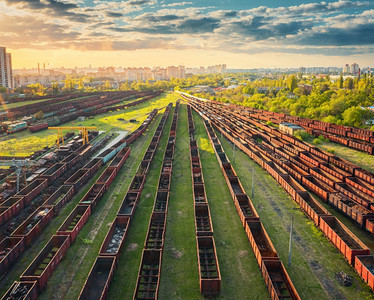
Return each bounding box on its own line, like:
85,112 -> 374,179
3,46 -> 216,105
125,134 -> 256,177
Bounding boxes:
343,64 -> 350,73
350,63 -> 359,74
0,47 -> 14,89
279,122 -> 305,135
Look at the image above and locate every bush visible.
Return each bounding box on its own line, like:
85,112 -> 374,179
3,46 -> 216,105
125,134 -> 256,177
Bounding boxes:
294,130 -> 311,141
326,148 -> 335,153
313,138 -> 322,144
266,121 -> 274,127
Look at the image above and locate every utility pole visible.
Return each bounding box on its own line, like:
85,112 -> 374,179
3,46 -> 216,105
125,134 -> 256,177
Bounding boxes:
252,161 -> 255,198
288,216 -> 293,267
233,142 -> 235,163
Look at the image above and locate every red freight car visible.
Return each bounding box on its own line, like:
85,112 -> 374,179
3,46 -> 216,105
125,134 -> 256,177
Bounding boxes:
117,192 -> 140,218
245,221 -> 279,268
83,158 -> 103,177
195,204 -> 213,237
319,216 -> 370,265
1,281 -> 38,300
355,255 -> 374,291
40,163 -> 67,184
133,250 -> 161,299
97,167 -> 117,190
11,206 -> 53,246
64,168 -> 91,191
278,174 -> 306,200
20,235 -> 71,290
78,256 -> 116,300
99,216 -> 130,260
197,236 -> 221,296
296,192 -> 330,226
56,205 -> 91,243
234,194 -> 260,226
42,185 -> 74,215
129,175 -> 146,193
302,176 -> 336,202
354,168 -> 374,186
261,260 -> 301,300
16,179 -> 48,204
79,183 -> 106,210
0,237 -> 25,278
0,196 -> 25,227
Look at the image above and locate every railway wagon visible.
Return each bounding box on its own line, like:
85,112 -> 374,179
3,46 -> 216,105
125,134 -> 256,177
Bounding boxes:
99,216 -> 130,260
301,176 -> 335,202
144,212 -> 167,250
296,191 -> 330,226
278,174 -> 306,200
129,175 -> 146,193
96,167 -> 117,190
319,215 -> 370,265
29,122 -> 48,132
1,281 -> 38,300
42,185 -> 75,215
245,220 -> 279,268
117,192 -> 140,219
133,250 -> 162,299
16,179 -> 48,204
153,191 -> 169,214
83,158 -> 103,177
78,256 -> 116,300
56,205 -> 91,243
234,194 -> 260,226
0,237 -> 25,278
40,163 -> 67,184
11,206 -> 54,246
61,153 -> 80,169
79,183 -> 106,210
261,260 -> 301,300
354,168 -> 374,187
355,255 -> 374,291
20,235 -> 71,290
0,196 -> 25,226
197,236 -> 221,296
195,204 -> 213,237
64,168 -> 91,192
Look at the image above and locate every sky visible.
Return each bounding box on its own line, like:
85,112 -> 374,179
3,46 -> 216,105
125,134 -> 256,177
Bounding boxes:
0,0 -> 373,69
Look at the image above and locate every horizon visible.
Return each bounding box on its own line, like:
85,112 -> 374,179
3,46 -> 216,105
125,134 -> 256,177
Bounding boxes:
1,0 -> 374,68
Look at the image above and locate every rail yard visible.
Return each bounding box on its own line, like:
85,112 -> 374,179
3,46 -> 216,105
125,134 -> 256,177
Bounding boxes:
1,91 -> 374,299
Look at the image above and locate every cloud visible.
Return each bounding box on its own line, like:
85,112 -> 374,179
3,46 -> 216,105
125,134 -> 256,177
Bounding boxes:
105,11 -> 124,18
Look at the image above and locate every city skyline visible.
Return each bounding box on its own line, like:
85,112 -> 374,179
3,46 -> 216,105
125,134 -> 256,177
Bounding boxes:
0,0 -> 373,68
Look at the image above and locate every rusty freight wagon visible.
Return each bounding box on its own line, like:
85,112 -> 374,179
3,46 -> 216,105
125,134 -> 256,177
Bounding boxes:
319,215 -> 370,265
20,235 -> 71,290
117,192 -> 140,218
11,206 -> 53,246
56,205 -> 91,243
197,236 -> 221,296
0,237 -> 25,278
1,281 -> 38,300
245,221 -> 279,268
16,179 -> 47,204
79,183 -> 106,210
42,185 -> 74,215
78,256 -> 116,300
355,255 -> 374,291
99,216 -> 130,260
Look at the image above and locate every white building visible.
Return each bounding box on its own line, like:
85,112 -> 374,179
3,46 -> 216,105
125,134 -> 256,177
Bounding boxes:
0,47 -> 14,89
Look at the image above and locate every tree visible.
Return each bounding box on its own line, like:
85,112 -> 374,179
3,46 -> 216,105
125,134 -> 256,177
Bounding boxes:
338,74 -> 344,88
342,106 -> 366,127
78,77 -> 85,91
51,81 -> 59,95
344,77 -> 354,90
34,111 -> 44,120
0,85 -> 7,93
287,75 -> 297,92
